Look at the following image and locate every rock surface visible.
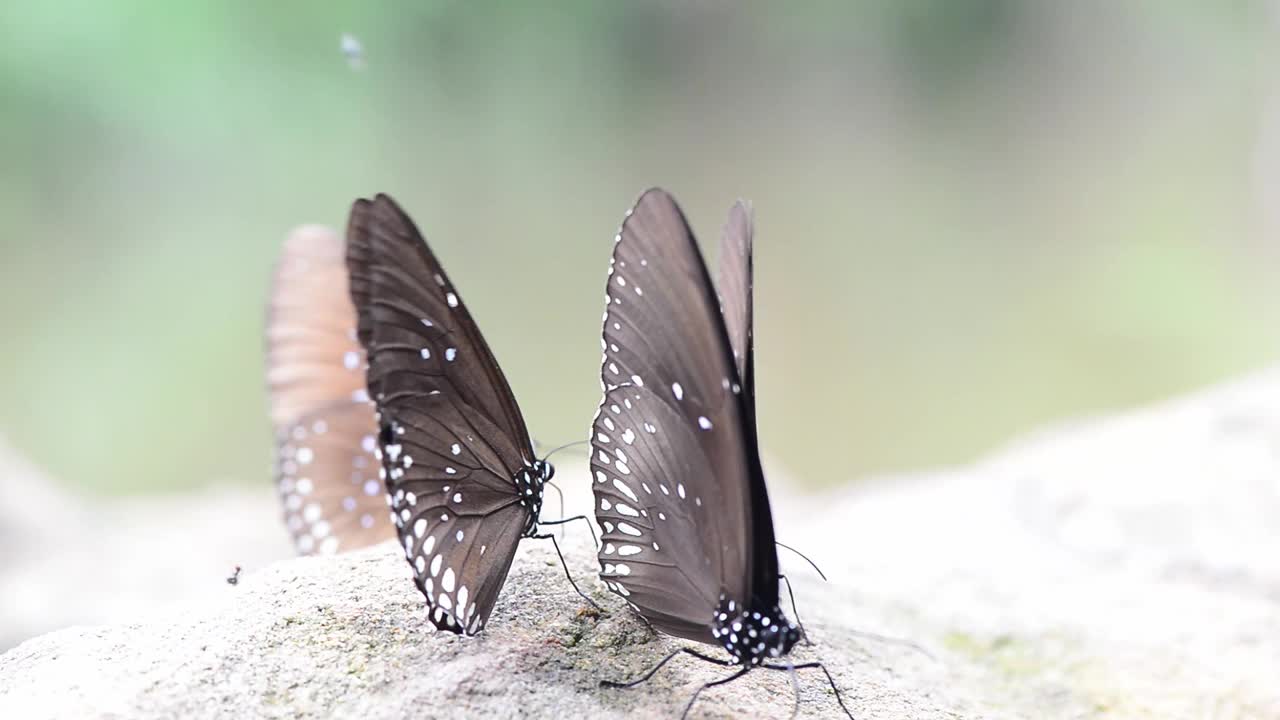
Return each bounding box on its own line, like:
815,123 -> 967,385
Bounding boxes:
3,369 -> 1280,719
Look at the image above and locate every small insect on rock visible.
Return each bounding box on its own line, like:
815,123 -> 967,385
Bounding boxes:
226,565 -> 242,586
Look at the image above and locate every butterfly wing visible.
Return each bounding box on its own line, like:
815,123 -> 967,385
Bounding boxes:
266,225 -> 393,555
714,200 -> 782,605
346,194 -> 535,634
717,201 -> 754,408
591,188 -> 764,641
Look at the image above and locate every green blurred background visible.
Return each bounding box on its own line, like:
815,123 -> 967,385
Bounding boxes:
1,1 -> 1278,496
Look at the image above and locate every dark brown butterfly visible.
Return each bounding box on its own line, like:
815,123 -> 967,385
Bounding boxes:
266,225 -> 394,556
346,194 -> 595,634
593,189 -> 851,718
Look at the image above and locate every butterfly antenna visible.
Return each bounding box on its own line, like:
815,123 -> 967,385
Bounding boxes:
776,541 -> 828,581
541,439 -> 591,461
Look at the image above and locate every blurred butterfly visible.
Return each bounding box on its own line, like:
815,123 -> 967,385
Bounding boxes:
266,225 -> 394,556
593,189 -> 851,718
346,194 -> 596,634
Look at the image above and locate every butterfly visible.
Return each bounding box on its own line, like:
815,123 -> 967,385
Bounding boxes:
266,225 -> 394,556
345,193 -> 596,634
591,189 -> 851,717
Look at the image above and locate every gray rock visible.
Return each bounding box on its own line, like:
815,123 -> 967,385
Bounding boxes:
3,369 -> 1279,719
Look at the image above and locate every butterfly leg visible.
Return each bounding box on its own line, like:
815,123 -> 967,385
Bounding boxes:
763,661 -> 854,719
532,533 -> 601,610
778,574 -> 812,647
599,647 -> 733,688
679,666 -> 751,719
537,514 -> 599,549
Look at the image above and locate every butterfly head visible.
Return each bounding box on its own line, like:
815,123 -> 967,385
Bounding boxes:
711,595 -> 800,665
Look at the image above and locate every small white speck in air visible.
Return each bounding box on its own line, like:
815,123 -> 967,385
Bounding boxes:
602,417 -> 615,431
446,292 -> 459,308
677,483 -> 686,499
430,554 -> 442,577
414,518 -> 427,537
452,492 -> 462,503
363,479 -> 380,495
596,432 -> 611,444
420,348 -> 431,360
296,447 -> 314,465
451,443 -> 461,455
621,428 -> 635,444
445,348 -> 457,362
455,529 -> 464,542
445,466 -> 457,475
343,350 -> 360,369
698,416 -> 713,430
600,497 -> 611,511
672,382 -> 684,400
617,522 -> 642,537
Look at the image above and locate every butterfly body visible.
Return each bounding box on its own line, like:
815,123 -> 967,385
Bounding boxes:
711,595 -> 800,666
